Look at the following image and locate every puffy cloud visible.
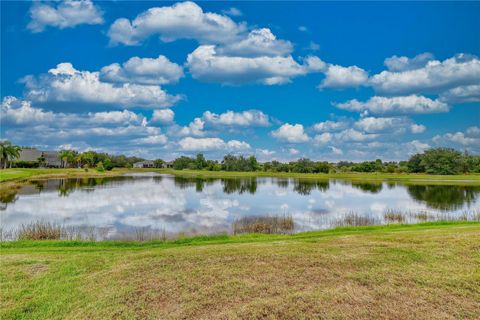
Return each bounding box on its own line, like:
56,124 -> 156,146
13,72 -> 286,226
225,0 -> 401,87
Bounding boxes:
288,148 -> 300,155
271,123 -> 310,143
107,1 -> 246,46
227,140 -> 251,150
370,54 -> 480,95
335,95 -> 449,115
439,84 -> 480,104
151,109 -> 175,124
433,131 -> 480,148
384,52 -> 434,72
88,110 -> 145,125
178,137 -> 250,151
313,120 -> 349,132
22,63 -> 181,108
178,118 -> 205,136
1,96 -> 55,125
134,135 -> 168,145
334,129 -> 379,142
217,28 -> 293,57
410,124 -> 426,134
100,55 -> 183,85
319,64 -> 368,89
466,126 -> 480,137
203,109 -> 270,127
354,116 -> 425,134
313,132 -> 332,144
186,45 -> 321,85
28,0 -> 103,33
329,146 -> 343,155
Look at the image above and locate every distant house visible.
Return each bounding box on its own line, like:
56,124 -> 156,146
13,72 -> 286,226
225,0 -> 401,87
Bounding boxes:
133,160 -> 155,168
18,148 -> 61,167
18,148 -> 42,162
42,151 -> 62,167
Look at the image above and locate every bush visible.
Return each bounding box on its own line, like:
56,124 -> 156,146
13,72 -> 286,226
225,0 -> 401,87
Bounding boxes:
96,161 -> 105,172
11,160 -> 39,168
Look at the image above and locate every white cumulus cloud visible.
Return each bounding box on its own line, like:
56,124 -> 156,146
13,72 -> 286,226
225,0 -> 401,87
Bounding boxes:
271,123 -> 310,143
178,137 -> 250,151
22,63 -> 181,109
100,55 -> 183,85
203,109 -> 270,127
28,0 -> 104,33
107,1 -> 245,46
320,64 -> 369,89
335,95 -> 449,115
370,54 -> 480,95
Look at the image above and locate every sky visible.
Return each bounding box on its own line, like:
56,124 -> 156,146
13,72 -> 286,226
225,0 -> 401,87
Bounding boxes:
1,1 -> 479,161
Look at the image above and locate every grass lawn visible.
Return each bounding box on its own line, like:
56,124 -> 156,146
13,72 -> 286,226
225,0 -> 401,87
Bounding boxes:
153,168 -> 480,184
1,168 -> 479,184
1,222 -> 479,319
0,168 -> 130,183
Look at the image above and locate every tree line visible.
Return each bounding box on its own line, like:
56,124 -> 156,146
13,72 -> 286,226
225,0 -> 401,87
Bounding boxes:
2,140 -> 479,175
168,148 -> 480,175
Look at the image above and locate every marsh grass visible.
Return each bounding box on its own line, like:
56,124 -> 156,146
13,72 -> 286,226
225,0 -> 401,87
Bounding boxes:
334,212 -> 379,227
384,210 -> 407,223
17,221 -> 63,240
233,215 -> 294,234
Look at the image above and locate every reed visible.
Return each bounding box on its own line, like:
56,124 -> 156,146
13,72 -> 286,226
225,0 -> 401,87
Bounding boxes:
233,215 -> 294,234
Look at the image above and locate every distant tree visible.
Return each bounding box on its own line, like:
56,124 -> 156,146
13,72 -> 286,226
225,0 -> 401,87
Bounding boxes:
154,159 -> 165,168
420,148 -> 463,175
195,154 -> 206,170
407,153 -> 426,173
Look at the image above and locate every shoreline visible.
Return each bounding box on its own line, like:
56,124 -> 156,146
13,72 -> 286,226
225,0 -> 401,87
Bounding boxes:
2,221 -> 478,248
1,168 -> 480,185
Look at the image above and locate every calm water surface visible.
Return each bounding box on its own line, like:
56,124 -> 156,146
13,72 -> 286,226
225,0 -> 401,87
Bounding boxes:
1,173 -> 479,239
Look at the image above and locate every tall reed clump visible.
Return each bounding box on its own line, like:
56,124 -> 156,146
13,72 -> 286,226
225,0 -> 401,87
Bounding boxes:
233,215 -> 294,235
384,209 -> 406,223
18,221 -> 64,240
335,212 -> 379,227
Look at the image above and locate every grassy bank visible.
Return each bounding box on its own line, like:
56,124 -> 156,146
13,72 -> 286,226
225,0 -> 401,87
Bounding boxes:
2,168 -> 480,184
153,168 -> 480,184
1,222 -> 479,319
0,168 -> 131,183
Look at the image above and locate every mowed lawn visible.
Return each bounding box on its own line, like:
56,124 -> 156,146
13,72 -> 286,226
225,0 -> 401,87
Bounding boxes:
1,223 -> 479,319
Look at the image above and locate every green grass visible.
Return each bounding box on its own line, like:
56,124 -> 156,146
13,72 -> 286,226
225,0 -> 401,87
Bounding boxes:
2,168 -> 479,184
0,168 -> 130,182
1,222 -> 479,319
153,168 -> 480,184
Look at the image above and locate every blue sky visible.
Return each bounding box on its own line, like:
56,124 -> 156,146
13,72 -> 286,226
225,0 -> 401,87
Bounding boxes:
1,1 -> 479,161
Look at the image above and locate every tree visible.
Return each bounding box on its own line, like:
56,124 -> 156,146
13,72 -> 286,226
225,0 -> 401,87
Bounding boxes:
420,148 -> 463,175
195,154 -> 206,170
407,153 -> 425,173
0,141 -> 21,169
154,159 -> 165,168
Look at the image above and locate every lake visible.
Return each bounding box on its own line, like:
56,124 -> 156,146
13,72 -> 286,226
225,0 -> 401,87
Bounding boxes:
1,173 -> 479,240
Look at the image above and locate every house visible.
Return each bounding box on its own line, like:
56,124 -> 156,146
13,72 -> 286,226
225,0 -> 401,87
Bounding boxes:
18,148 -> 61,167
18,148 -> 42,162
42,151 -> 62,167
133,160 -> 155,168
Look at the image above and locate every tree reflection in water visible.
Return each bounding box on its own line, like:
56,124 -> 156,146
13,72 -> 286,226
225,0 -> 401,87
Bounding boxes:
222,178 -> 258,194
350,181 -> 383,194
407,184 -> 480,211
293,179 -> 329,195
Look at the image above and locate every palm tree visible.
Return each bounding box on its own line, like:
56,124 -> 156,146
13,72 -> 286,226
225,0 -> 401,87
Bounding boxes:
0,141 -> 21,169
58,150 -> 71,168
